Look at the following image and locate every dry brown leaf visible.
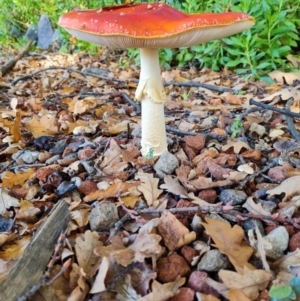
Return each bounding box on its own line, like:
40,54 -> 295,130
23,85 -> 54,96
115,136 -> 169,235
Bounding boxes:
160,175 -> 187,197
99,143 -> 128,175
16,199 -> 41,223
272,249 -> 300,274
189,176 -> 233,190
0,188 -> 20,215
67,271 -> 89,301
83,179 -> 139,202
71,209 -> 90,227
107,120 -> 129,135
255,223 -> 270,272
267,175 -> 300,201
219,267 -> 272,300
137,278 -> 185,301
227,288 -> 252,301
260,88 -> 300,103
0,235 -> 31,260
242,197 -> 272,216
75,230 -> 103,278
222,139 -> 251,154
11,109 -> 21,142
269,70 -> 300,85
24,114 -> 60,137
202,218 -> 254,274
2,168 -> 35,189
136,170 -> 162,207
90,257 -> 109,294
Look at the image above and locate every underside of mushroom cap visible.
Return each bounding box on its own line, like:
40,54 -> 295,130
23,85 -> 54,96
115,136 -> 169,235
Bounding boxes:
58,3 -> 255,49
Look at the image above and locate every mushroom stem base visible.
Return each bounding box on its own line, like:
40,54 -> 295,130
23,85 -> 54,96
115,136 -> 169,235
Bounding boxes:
141,96 -> 167,157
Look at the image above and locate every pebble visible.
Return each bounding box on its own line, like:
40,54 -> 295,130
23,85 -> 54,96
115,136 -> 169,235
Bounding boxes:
12,150 -> 39,164
89,201 -> 119,232
157,254 -> 190,283
258,200 -> 277,213
243,218 -> 265,236
219,189 -> 247,205
154,151 -> 179,179
197,249 -> 231,272
187,271 -> 219,297
262,226 -> 289,260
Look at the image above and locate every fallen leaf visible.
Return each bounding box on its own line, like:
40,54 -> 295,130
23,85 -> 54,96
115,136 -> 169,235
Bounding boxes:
2,168 -> 36,189
222,139 -> 251,154
267,175 -> 300,201
0,235 -> 31,260
90,257 -> 109,294
189,176 -> 233,190
219,267 -> 272,300
83,179 -> 139,202
136,170 -> 162,207
160,175 -> 187,197
202,218 -> 254,274
227,288 -> 252,301
269,71 -> 300,85
75,230 -> 103,278
242,197 -> 272,216
0,188 -> 20,215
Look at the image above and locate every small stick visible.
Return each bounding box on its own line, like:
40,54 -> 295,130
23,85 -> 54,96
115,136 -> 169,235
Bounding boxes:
120,92 -> 141,114
285,98 -> 300,142
0,40 -> 33,77
165,125 -> 198,136
249,98 -> 300,119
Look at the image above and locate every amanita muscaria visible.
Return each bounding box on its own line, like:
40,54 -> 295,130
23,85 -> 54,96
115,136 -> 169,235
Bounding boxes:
58,3 -> 255,157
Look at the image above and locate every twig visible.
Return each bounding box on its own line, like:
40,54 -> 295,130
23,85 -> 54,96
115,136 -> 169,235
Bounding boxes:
239,160 -> 278,188
165,125 -> 198,136
285,98 -> 300,142
249,99 -> 300,119
0,148 -> 27,174
0,40 -> 33,77
120,92 -> 141,114
8,163 -> 46,171
11,66 -> 121,86
11,66 -> 236,94
164,81 -> 234,93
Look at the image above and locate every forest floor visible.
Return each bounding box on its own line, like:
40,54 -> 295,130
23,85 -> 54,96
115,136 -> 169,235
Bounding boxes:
1,46 -> 300,301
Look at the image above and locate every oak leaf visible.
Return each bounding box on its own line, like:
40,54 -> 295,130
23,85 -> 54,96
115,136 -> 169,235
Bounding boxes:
267,176 -> 300,201
202,218 -> 254,274
2,168 -> 35,189
219,267 -> 272,300
75,230 -> 103,278
160,175 -> 187,197
0,235 -> 31,260
0,188 -> 20,215
136,170 -> 162,207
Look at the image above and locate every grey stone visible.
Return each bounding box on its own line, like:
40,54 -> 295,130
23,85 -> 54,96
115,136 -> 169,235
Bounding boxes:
25,24 -> 38,41
262,226 -> 289,260
154,151 -> 179,179
52,29 -> 62,48
12,150 -> 39,164
219,189 -> 247,205
258,200 -> 277,213
37,14 -> 53,49
197,249 -> 231,272
243,218 -> 265,236
89,201 -> 119,232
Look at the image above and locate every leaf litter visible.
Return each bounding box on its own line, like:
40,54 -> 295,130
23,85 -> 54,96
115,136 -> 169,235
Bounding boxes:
0,49 -> 300,300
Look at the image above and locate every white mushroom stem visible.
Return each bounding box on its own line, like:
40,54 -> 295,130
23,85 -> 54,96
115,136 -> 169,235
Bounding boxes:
135,48 -> 167,157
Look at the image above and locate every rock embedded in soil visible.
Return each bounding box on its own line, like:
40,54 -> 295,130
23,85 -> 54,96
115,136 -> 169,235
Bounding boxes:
198,189 -> 217,203
258,200 -> 277,213
89,201 -> 119,232
289,231 -> 300,252
262,226 -> 289,260
157,254 -> 190,283
154,151 -> 179,179
219,189 -> 247,205
180,245 -> 199,264
37,14 -> 54,49
197,249 -> 231,272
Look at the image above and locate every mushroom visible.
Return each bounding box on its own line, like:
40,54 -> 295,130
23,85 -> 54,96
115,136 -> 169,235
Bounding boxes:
58,3 -> 255,157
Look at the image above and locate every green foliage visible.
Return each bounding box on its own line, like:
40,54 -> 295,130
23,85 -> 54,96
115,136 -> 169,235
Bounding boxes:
0,0 -> 299,74
269,277 -> 300,301
144,147 -> 154,161
231,117 -> 244,138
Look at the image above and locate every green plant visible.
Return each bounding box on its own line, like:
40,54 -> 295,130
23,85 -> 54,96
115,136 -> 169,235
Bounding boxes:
269,277 -> 300,301
231,116 -> 244,138
144,147 -> 154,161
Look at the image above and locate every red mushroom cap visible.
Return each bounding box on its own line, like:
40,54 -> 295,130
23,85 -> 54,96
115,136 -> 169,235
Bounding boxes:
58,3 -> 255,48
